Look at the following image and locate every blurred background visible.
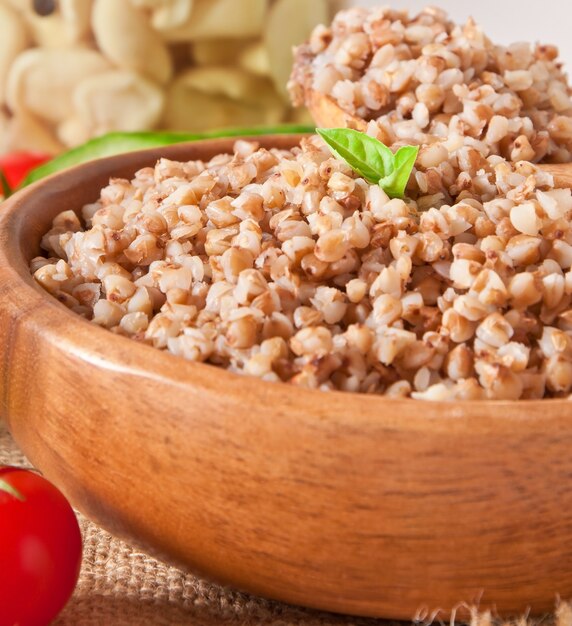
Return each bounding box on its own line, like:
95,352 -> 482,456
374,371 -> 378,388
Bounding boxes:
1,0 -> 570,156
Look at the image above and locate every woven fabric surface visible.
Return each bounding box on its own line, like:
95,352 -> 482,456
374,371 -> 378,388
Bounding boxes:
2,423 -> 571,626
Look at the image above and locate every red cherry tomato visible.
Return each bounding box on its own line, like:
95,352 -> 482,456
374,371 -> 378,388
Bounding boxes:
0,466 -> 82,626
0,152 -> 51,190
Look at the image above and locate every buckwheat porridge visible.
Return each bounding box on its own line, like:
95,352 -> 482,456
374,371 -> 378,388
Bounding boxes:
31,7 -> 572,401
290,6 -> 572,163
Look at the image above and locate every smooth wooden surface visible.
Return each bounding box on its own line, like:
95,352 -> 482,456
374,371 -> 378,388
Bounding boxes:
309,90 -> 367,131
541,163 -> 572,188
2,137 -> 572,619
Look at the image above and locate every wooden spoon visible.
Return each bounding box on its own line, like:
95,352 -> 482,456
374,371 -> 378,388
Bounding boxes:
540,163 -> 572,188
307,89 -> 367,131
306,88 -> 572,187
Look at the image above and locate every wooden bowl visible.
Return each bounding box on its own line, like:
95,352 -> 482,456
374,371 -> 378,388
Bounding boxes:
2,136 -> 572,620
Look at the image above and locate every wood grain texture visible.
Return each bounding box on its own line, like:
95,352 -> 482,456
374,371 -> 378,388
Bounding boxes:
1,136 -> 572,619
541,163 -> 572,189
308,90 -> 367,131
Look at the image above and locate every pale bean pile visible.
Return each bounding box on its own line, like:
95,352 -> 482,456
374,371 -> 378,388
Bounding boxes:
0,0 -> 327,155
32,137 -> 572,400
290,6 -> 572,164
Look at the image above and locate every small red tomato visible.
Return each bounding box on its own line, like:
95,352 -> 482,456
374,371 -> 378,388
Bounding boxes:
0,152 -> 51,190
0,466 -> 82,626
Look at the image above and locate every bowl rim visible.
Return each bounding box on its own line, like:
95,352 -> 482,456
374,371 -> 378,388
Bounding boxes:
1,134 -> 570,434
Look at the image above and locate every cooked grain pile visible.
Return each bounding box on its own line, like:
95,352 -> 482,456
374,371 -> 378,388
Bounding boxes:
289,6 -> 572,164
32,137 -> 572,400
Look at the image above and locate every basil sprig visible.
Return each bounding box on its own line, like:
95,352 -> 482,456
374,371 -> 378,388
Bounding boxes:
316,128 -> 419,199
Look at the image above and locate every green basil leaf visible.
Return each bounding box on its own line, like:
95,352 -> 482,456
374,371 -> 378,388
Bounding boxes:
316,127 -> 394,183
317,128 -> 419,199
393,145 -> 420,172
380,145 -> 419,199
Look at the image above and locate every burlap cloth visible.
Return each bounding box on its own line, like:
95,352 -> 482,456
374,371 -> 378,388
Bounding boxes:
1,422 -> 571,626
